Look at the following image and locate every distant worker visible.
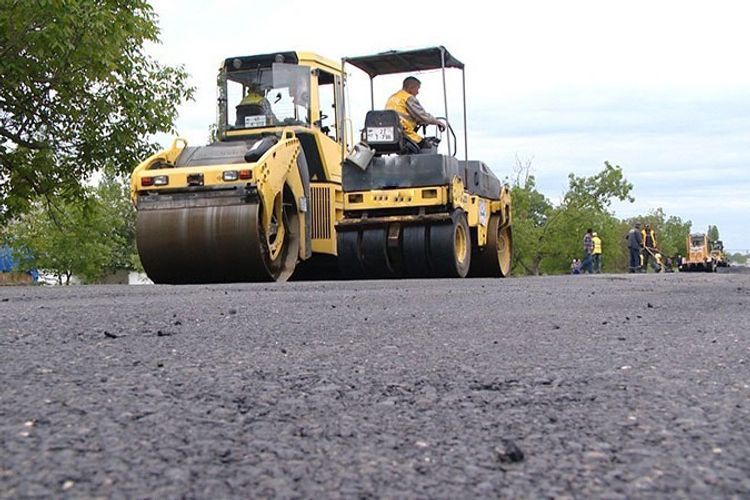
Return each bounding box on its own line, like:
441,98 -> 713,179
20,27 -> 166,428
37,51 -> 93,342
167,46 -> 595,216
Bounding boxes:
641,223 -> 658,272
580,228 -> 594,274
626,222 -> 643,273
385,76 -> 446,153
592,231 -> 602,273
571,258 -> 581,275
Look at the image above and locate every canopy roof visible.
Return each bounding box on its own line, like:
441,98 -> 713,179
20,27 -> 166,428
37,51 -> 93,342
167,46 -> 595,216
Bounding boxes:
344,46 -> 464,78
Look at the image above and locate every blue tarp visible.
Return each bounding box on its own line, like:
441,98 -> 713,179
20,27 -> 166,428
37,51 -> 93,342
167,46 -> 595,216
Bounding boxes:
0,246 -> 38,281
0,246 -> 15,272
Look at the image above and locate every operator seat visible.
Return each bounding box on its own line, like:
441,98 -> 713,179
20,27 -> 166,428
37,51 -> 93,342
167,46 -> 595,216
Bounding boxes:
363,110 -> 417,155
236,103 -> 266,127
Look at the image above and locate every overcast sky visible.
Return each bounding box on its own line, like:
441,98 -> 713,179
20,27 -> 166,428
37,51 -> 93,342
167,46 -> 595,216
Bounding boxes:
149,0 -> 750,251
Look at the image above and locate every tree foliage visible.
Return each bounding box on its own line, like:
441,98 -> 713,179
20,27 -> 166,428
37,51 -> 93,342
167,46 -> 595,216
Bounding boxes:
564,161 -> 634,211
0,0 -> 194,221
509,160 -> 553,275
729,253 -> 748,265
707,225 -> 720,242
511,160 -> 633,275
5,169 -> 138,284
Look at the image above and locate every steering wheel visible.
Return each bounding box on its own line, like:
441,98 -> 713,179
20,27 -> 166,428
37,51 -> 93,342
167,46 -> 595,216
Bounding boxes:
313,113 -> 328,128
281,118 -> 305,126
433,118 -> 457,157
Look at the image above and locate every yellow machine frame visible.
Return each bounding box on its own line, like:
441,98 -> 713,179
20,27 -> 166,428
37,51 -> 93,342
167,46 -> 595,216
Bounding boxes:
131,52 -> 347,264
342,179 -> 511,248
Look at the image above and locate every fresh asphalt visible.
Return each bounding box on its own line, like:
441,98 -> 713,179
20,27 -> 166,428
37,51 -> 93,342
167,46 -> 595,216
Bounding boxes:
1,270 -> 749,498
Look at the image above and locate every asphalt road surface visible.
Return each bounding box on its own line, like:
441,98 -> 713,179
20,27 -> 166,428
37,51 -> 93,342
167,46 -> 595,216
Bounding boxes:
2,270 -> 749,498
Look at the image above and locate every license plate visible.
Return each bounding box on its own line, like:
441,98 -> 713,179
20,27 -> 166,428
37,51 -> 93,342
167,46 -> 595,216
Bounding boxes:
244,115 -> 267,128
366,126 -> 395,143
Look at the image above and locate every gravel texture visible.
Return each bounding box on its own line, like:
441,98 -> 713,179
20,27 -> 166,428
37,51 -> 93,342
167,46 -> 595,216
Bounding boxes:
1,271 -> 749,498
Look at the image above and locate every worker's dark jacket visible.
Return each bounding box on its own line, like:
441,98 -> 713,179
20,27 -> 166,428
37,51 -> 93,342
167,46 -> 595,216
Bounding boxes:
627,229 -> 643,250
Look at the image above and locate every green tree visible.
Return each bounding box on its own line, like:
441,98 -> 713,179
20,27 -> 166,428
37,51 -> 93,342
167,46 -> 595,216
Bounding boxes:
729,253 -> 748,265
0,0 -> 193,221
510,162 -> 553,275
564,161 -> 634,211
94,167 -> 141,274
707,225 -> 720,242
511,161 -> 633,275
6,170 -> 138,284
660,214 -> 692,259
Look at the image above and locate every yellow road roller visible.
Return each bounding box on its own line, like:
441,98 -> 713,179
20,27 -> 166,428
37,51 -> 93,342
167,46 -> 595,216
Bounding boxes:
337,47 -> 513,278
131,52 -> 347,283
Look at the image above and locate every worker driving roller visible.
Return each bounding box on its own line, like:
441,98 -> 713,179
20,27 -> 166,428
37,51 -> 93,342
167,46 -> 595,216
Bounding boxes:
235,82 -> 274,127
230,61 -> 313,129
386,76 -> 446,154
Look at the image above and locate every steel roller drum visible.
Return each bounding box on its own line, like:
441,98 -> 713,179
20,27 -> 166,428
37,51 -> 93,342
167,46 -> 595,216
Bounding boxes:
136,203 -> 277,284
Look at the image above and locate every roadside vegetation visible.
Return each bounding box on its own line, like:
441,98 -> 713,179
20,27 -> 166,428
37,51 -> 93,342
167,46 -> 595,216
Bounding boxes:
1,0 -> 193,283
0,2 -> 741,282
510,158 -> 697,275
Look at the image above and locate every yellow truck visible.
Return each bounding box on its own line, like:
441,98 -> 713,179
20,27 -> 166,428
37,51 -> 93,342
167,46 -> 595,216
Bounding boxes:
679,233 -> 718,272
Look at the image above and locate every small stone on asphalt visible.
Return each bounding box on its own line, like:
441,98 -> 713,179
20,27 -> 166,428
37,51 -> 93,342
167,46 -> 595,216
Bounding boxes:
495,439 -> 524,463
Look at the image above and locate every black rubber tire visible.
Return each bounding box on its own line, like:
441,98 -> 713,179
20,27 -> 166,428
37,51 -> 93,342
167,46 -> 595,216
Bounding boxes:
402,225 -> 432,278
337,230 -> 365,279
428,210 -> 471,278
469,215 -> 513,278
361,228 -> 397,278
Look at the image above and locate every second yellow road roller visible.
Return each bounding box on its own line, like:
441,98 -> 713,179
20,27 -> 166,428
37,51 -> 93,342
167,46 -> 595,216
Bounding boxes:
336,47 -> 513,278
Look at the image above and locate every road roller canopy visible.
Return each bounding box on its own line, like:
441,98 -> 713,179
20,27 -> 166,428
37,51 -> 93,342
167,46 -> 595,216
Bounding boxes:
343,46 -> 469,161
343,46 -> 464,78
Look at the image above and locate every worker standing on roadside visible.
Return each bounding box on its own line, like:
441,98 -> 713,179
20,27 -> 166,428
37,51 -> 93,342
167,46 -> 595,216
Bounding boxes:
627,222 -> 643,273
581,229 -> 594,274
386,76 -> 446,153
592,232 -> 602,273
641,223 -> 658,272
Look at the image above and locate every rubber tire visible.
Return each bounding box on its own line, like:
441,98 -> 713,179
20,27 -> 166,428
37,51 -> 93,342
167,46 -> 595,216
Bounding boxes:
337,230 -> 365,279
360,228 -> 397,278
428,210 -> 471,278
469,215 -> 513,278
402,225 -> 432,278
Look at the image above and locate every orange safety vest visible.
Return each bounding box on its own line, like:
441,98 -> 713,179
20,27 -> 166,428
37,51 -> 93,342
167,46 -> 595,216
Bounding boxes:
385,89 -> 421,143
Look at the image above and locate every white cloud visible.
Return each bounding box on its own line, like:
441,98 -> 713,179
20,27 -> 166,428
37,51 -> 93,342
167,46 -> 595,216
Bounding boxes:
147,0 -> 750,248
